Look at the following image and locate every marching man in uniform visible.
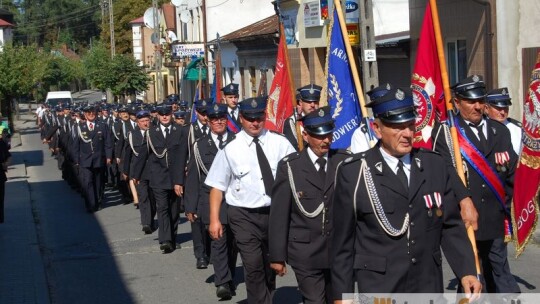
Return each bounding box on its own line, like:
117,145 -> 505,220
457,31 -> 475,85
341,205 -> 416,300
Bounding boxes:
184,103 -> 238,300
221,83 -> 241,133
72,105 -> 113,213
433,76 -> 520,294
206,96 -> 295,304
331,87 -> 481,301
484,87 -> 523,155
283,84 -> 322,151
269,106 -> 351,304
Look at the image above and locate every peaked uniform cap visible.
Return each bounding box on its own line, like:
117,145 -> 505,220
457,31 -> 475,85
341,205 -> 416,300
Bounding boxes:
452,75 -> 487,100
221,83 -> 239,95
486,87 -> 512,107
300,106 -> 335,135
239,96 -> 268,118
297,84 -> 322,102
206,103 -> 228,118
367,86 -> 416,124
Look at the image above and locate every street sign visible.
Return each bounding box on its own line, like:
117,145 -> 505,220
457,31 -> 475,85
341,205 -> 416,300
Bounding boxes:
171,43 -> 205,59
364,49 -> 377,62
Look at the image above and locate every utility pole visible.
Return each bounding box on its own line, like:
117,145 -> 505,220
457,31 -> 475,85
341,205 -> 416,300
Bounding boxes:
109,0 -> 115,57
153,0 -> 163,102
358,0 -> 378,90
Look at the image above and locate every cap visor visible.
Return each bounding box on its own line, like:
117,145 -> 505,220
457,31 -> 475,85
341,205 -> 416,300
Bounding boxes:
379,111 -> 417,124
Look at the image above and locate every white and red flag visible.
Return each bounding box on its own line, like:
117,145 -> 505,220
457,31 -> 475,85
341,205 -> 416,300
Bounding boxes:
512,50 -> 540,256
265,29 -> 294,132
411,2 -> 446,149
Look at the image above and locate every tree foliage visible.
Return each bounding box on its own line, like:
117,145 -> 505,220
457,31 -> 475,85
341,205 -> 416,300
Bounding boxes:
101,0 -> 167,55
82,42 -> 150,99
14,0 -> 101,51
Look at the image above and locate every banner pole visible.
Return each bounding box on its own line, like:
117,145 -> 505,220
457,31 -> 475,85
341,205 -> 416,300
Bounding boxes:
279,21 -> 303,151
429,0 -> 481,277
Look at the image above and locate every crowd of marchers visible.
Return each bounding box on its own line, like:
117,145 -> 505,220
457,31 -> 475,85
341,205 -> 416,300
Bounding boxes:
34,77 -> 523,303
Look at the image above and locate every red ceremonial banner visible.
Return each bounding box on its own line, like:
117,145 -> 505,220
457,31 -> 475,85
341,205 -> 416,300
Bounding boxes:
265,31 -> 293,132
411,3 -> 446,149
512,51 -> 540,257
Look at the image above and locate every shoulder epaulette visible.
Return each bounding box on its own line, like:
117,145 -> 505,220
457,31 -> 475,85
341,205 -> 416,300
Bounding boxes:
507,117 -> 522,127
281,152 -> 300,163
342,152 -> 366,165
221,134 -> 236,148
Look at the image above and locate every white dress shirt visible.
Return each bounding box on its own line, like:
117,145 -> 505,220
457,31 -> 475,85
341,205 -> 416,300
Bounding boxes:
379,147 -> 411,184
205,129 -> 295,208
306,147 -> 328,171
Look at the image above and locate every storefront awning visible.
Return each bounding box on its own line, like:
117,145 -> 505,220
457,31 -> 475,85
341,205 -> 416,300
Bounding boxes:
184,57 -> 207,81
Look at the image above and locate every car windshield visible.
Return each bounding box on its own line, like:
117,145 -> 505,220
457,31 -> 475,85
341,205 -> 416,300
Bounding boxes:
46,98 -> 71,107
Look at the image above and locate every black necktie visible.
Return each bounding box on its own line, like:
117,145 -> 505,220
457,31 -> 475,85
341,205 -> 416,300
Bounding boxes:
253,137 -> 274,196
469,123 -> 487,153
202,125 -> 208,135
396,160 -> 408,191
164,126 -> 169,138
217,134 -> 224,149
316,157 -> 326,181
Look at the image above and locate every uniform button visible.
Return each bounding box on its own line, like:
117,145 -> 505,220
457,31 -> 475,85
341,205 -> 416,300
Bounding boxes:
325,207 -> 329,211
410,239 -> 416,245
409,204 -> 413,209
481,199 -> 485,203
324,195 -> 328,199
411,258 -> 417,264
364,264 -> 368,269
326,231 -> 330,235
482,184 -> 486,188
325,220 -> 329,224
410,221 -> 415,227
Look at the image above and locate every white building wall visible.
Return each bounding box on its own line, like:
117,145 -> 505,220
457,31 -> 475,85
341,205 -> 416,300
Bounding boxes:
515,0 -> 540,119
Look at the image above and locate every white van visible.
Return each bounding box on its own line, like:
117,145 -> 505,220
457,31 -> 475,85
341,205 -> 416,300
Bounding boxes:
45,91 -> 73,107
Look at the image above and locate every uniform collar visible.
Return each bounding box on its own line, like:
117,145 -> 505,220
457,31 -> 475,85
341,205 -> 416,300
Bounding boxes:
306,146 -> 328,166
379,146 -> 411,173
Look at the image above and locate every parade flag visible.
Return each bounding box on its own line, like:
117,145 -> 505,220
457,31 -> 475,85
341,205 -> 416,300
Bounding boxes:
512,50 -> 540,257
211,39 -> 222,103
411,2 -> 446,149
327,7 -> 362,149
191,80 -> 202,123
265,29 -> 294,132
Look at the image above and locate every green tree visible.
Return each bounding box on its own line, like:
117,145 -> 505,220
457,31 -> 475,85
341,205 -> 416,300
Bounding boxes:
0,44 -> 46,122
110,54 -> 150,99
101,0 -> 167,54
15,0 -> 101,49
82,42 -> 113,91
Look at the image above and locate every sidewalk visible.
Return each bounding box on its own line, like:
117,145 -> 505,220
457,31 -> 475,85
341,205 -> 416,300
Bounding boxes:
0,114 -> 50,304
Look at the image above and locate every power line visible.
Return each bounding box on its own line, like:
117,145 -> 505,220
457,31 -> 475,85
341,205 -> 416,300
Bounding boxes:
16,10 -> 98,31
16,4 -> 100,28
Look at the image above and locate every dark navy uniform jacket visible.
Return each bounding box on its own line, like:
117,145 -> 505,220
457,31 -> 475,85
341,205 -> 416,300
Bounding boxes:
184,131 -> 235,225
331,146 -> 476,297
433,116 -> 517,241
269,148 -> 350,269
71,121 -> 113,168
146,123 -> 189,190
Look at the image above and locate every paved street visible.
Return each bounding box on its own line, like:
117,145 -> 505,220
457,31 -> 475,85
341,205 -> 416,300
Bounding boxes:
1,100 -> 539,303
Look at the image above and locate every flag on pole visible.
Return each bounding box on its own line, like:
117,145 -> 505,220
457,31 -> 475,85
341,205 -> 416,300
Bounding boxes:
411,2 -> 446,149
512,50 -> 540,257
211,44 -> 222,103
327,8 -> 362,149
191,80 -> 202,123
265,29 -> 294,132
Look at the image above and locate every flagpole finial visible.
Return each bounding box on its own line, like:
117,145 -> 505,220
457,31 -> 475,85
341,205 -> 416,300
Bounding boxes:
273,0 -> 283,22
